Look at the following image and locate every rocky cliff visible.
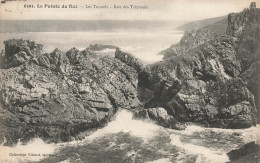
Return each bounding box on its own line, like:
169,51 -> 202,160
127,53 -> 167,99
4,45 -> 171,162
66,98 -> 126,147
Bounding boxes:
0,3 -> 259,145
139,3 -> 259,128
228,3 -> 260,123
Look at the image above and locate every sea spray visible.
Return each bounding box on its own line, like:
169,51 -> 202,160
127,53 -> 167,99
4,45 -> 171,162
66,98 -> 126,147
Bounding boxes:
168,124 -> 260,162
0,110 -> 259,163
169,134 -> 229,163
87,109 -> 162,140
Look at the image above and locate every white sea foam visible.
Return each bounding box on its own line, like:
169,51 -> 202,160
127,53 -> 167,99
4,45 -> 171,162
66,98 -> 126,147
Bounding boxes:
168,124 -> 260,143
87,109 -> 162,140
146,158 -> 171,163
170,134 -> 229,163
58,159 -> 71,163
97,48 -> 116,53
167,124 -> 260,163
120,45 -> 165,65
1,110 -> 258,162
179,125 -> 205,135
240,125 -> 260,144
191,124 -> 260,145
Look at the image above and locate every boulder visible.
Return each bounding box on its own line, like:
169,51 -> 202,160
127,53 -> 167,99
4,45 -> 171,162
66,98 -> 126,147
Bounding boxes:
227,141 -> 260,162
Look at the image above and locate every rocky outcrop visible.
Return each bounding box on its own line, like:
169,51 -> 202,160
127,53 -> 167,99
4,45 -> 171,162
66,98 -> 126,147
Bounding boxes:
0,40 -> 141,145
87,44 -> 117,52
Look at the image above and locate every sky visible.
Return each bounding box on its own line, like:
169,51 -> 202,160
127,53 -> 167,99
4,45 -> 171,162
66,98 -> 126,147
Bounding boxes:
0,0 -> 259,21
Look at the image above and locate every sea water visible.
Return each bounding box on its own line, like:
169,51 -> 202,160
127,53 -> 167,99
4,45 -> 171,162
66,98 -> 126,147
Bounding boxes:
0,110 -> 259,163
0,29 -> 183,64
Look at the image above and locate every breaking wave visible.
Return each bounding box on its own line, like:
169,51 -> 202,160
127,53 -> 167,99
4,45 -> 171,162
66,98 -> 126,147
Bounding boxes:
0,109 -> 259,162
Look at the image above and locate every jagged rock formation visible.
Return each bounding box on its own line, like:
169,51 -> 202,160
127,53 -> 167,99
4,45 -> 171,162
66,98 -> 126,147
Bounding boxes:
0,40 -> 141,145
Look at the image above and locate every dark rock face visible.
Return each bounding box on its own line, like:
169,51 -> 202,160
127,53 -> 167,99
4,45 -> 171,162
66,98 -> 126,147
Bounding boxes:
227,141 -> 260,163
0,40 -> 141,145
